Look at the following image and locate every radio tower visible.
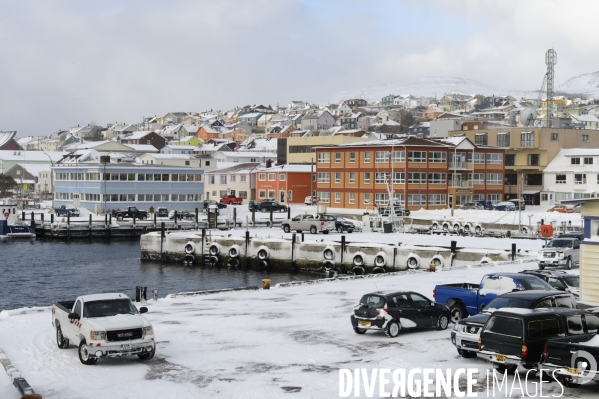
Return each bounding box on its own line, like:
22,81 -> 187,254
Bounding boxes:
545,48 -> 557,127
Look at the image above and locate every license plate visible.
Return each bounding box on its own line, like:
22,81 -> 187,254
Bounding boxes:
121,344 -> 132,350
359,320 -> 371,327
568,368 -> 579,375
495,354 -> 506,362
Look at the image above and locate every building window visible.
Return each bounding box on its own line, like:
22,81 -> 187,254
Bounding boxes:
521,131 -> 534,147
408,151 -> 427,163
392,151 -> 405,162
363,193 -> 371,205
349,192 -> 355,204
428,173 -> 446,184
487,173 -> 503,185
335,152 -> 341,163
349,152 -> 355,163
471,173 -> 485,185
584,157 -> 593,165
487,194 -> 502,202
363,172 -> 371,184
469,153 -> 485,164
268,190 -> 275,198
506,154 -> 515,166
571,158 -> 580,165
408,194 -> 426,206
392,172 -> 405,184
185,161 -> 190,166
209,175 -> 215,184
241,175 -> 246,182
268,173 -> 276,181
364,152 -> 371,163
428,194 -> 446,205
375,193 -> 389,205
475,133 -> 488,145
574,174 -> 587,185
349,172 -> 355,184
408,172 -> 426,184
550,133 -> 558,141
428,152 -> 446,163
582,135 -> 589,142
317,152 -> 330,163
375,172 -> 389,184
527,154 -> 540,166
259,173 -> 266,181
556,175 -> 566,184
319,192 -> 330,203
375,151 -> 389,163
317,172 -> 330,183
239,191 -> 248,199
497,132 -> 510,147
287,190 -> 292,201
259,190 -> 266,198
486,153 -> 503,165
219,175 -> 226,184
335,172 -> 341,183
525,174 -> 542,186
230,175 -> 236,182
334,192 -> 341,203
279,173 -> 285,181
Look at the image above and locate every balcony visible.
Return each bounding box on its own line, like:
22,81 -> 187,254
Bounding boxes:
448,161 -> 473,170
448,180 -> 473,188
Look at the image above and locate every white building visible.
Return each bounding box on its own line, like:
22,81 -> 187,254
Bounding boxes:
212,151 -> 276,164
204,162 -> 260,202
541,148 -> 599,207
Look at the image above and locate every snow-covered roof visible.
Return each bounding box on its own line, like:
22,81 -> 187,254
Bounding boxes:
239,113 -> 263,118
13,163 -> 51,176
544,148 -> 599,173
139,153 -> 194,159
125,144 -> 159,152
256,164 -> 311,173
217,152 -> 276,159
0,150 -> 66,161
205,162 -> 260,175
570,114 -> 599,123
164,144 -> 197,150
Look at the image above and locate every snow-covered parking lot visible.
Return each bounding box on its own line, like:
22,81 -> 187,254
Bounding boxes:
0,260 -> 595,398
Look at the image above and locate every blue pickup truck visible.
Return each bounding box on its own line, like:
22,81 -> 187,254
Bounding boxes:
433,273 -> 554,323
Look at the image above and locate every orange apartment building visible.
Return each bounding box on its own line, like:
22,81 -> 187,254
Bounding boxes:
255,164 -> 312,204
196,125 -> 248,143
314,136 -> 506,210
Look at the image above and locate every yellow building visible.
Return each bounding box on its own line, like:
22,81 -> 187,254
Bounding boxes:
279,136 -> 375,165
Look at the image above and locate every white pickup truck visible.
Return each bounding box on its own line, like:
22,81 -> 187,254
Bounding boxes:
537,237 -> 580,270
52,293 -> 156,365
281,214 -> 335,234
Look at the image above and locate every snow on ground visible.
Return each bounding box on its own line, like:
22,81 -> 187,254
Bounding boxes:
0,361 -> 19,399
0,261 -> 591,399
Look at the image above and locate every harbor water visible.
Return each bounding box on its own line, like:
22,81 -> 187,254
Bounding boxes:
0,239 -> 318,311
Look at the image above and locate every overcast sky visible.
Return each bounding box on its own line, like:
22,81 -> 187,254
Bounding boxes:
1,0 -> 598,137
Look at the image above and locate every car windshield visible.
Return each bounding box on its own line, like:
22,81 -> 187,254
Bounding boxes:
84,299 -> 138,318
359,295 -> 386,308
562,276 -> 580,288
482,297 -> 532,314
518,277 -> 553,290
546,240 -> 573,248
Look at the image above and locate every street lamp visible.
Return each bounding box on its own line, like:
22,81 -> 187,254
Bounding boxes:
43,152 -> 55,210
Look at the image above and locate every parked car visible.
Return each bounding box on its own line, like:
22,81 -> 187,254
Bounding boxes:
248,200 -> 262,211
328,214 -> 358,233
518,270 -> 579,297
494,202 -> 516,211
378,205 -> 411,216
156,207 -> 169,218
51,293 -> 155,365
54,205 -> 80,217
548,205 -> 574,213
111,206 -> 148,220
281,214 -> 335,234
257,200 -> 287,213
351,291 -> 451,338
451,290 -> 577,358
509,198 -> 526,210
542,316 -> 599,387
434,273 -> 554,322
168,210 -> 194,220
220,195 -> 243,205
475,200 -> 495,210
479,308 -> 596,373
537,237 -> 580,270
202,200 -> 227,210
460,202 -> 482,210
304,196 -> 318,205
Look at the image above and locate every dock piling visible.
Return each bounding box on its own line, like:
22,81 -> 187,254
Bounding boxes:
269,209 -> 273,228
511,243 -> 517,261
291,233 -> 296,272
245,230 -> 250,270
340,235 -> 345,273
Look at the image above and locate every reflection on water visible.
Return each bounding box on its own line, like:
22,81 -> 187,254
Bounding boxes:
0,239 -> 318,311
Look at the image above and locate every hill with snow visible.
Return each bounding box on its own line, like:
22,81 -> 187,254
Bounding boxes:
559,71 -> 599,97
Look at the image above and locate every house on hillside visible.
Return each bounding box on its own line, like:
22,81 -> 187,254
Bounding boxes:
301,110 -> 335,132
118,131 -> 166,150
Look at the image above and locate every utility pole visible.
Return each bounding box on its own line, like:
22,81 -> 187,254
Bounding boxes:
310,157 -> 314,198
545,49 -> 557,128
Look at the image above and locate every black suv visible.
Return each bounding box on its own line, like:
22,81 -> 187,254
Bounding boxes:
327,214 -> 356,233
518,270 -> 579,298
202,200 -> 227,210
248,200 -> 261,211
257,200 -> 287,213
351,291 -> 450,338
378,205 -> 410,217
479,308 -> 596,373
156,207 -> 169,217
452,290 -> 577,358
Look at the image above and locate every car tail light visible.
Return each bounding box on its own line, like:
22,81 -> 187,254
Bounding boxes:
522,345 -> 528,358
543,344 -> 548,360
321,222 -> 324,226
478,337 -> 482,349
433,289 -> 436,299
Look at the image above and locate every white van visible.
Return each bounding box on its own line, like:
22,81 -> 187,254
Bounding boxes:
508,199 -> 525,210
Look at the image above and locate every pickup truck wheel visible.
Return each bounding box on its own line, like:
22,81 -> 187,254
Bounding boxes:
385,320 -> 401,338
138,350 -> 155,361
283,225 -> 291,233
494,364 -> 517,374
117,215 -> 123,221
78,340 -> 97,365
337,226 -> 343,233
450,304 -> 466,323
353,327 -> 367,335
140,215 -> 147,220
457,349 -> 477,358
566,258 -> 572,270
260,208 -> 267,213
310,226 -> 317,234
436,314 -> 449,330
56,326 -> 68,349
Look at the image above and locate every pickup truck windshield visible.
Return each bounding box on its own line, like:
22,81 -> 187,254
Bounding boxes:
482,298 -> 533,314
84,299 -> 138,318
518,277 -> 553,290
546,240 -> 573,248
359,295 -> 386,308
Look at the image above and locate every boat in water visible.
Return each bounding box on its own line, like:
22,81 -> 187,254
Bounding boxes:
0,203 -> 36,239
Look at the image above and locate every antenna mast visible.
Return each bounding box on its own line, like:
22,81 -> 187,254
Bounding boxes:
545,49 -> 557,127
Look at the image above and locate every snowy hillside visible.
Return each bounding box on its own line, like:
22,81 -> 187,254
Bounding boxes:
329,76 -> 538,103
559,71 -> 599,97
